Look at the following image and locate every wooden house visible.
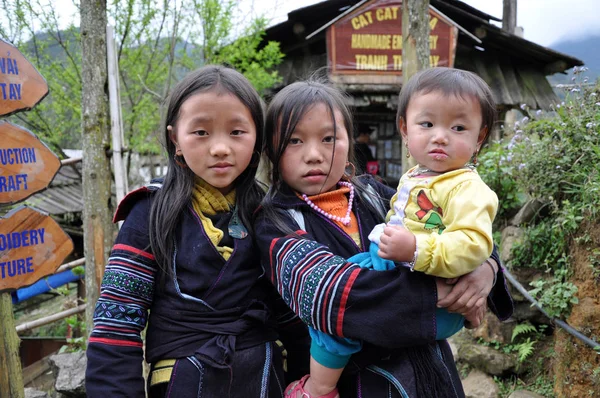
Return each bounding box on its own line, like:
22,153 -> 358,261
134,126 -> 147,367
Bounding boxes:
264,0 -> 583,182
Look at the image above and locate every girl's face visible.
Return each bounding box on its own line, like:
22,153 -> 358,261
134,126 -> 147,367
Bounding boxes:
400,90 -> 486,173
170,91 -> 256,194
280,103 -> 349,195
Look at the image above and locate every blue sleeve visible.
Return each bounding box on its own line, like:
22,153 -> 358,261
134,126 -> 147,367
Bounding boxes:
309,327 -> 361,369
435,309 -> 464,340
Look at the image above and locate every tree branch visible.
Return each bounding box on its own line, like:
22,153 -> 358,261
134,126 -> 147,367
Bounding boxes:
137,73 -> 162,100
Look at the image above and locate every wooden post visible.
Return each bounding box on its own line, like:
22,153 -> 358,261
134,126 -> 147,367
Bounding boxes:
0,293 -> 24,398
501,0 -> 517,142
502,0 -> 517,34
402,0 -> 430,171
81,0 -> 113,337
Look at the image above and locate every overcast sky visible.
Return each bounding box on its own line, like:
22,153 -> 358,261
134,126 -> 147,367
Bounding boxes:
460,0 -> 600,46
261,0 -> 600,47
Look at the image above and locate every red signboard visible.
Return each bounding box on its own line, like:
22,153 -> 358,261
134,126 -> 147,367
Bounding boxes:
0,121 -> 61,204
0,206 -> 73,292
327,0 -> 457,75
0,39 -> 49,117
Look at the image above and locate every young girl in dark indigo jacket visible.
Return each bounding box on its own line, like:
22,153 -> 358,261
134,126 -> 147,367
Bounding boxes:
254,79 -> 513,398
86,65 -> 285,398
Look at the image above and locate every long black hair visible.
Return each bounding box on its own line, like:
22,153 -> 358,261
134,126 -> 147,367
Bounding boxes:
262,78 -> 385,234
149,65 -> 265,278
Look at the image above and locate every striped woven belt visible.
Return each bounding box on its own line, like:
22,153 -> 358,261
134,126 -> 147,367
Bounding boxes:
149,359 -> 176,386
275,339 -> 288,372
149,340 -> 288,386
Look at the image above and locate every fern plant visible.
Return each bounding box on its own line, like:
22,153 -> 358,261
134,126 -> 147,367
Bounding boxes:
512,323 -> 537,342
511,323 -> 539,363
515,338 -> 536,363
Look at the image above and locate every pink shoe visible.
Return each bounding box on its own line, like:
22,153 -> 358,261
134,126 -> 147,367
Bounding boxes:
284,375 -> 340,398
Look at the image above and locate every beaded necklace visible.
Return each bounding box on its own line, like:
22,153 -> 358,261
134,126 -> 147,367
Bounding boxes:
301,181 -> 355,226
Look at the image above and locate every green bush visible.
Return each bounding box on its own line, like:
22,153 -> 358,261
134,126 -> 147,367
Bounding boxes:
478,141 -> 526,225
491,72 -> 599,319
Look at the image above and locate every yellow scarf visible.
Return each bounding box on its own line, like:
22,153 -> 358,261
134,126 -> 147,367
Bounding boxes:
190,178 -> 236,260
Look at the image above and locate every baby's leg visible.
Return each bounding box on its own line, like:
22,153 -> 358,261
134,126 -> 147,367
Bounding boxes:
283,356 -> 341,398
305,356 -> 342,396
284,358 -> 341,398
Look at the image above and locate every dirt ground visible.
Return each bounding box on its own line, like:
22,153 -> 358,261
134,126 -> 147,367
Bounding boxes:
553,221 -> 600,397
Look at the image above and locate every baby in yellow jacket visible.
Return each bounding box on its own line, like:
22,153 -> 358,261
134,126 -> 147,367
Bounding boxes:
368,67 -> 498,281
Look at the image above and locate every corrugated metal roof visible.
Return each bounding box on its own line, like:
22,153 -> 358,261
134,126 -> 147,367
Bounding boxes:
25,159 -> 83,215
455,46 -> 560,110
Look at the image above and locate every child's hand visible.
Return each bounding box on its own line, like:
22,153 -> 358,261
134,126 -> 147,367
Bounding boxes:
378,225 -> 416,263
436,258 -> 497,313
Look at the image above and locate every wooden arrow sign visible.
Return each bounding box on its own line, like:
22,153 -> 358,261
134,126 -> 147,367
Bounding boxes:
0,121 -> 61,205
0,206 -> 73,293
0,39 -> 48,117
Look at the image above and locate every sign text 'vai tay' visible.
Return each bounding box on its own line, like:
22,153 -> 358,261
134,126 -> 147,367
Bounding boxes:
0,38 -> 49,117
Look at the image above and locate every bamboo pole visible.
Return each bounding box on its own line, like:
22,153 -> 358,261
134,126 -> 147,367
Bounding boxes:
55,258 -> 86,274
0,293 -> 25,398
61,157 -> 83,166
107,25 -> 127,207
16,304 -> 87,334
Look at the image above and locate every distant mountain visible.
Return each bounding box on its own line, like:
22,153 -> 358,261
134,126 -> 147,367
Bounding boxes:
22,29 -> 198,71
548,35 -> 600,85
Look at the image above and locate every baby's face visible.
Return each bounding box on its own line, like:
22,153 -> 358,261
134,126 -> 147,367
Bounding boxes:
400,90 -> 485,172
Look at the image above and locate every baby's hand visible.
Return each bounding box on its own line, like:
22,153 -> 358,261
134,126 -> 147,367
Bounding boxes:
378,225 -> 416,262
